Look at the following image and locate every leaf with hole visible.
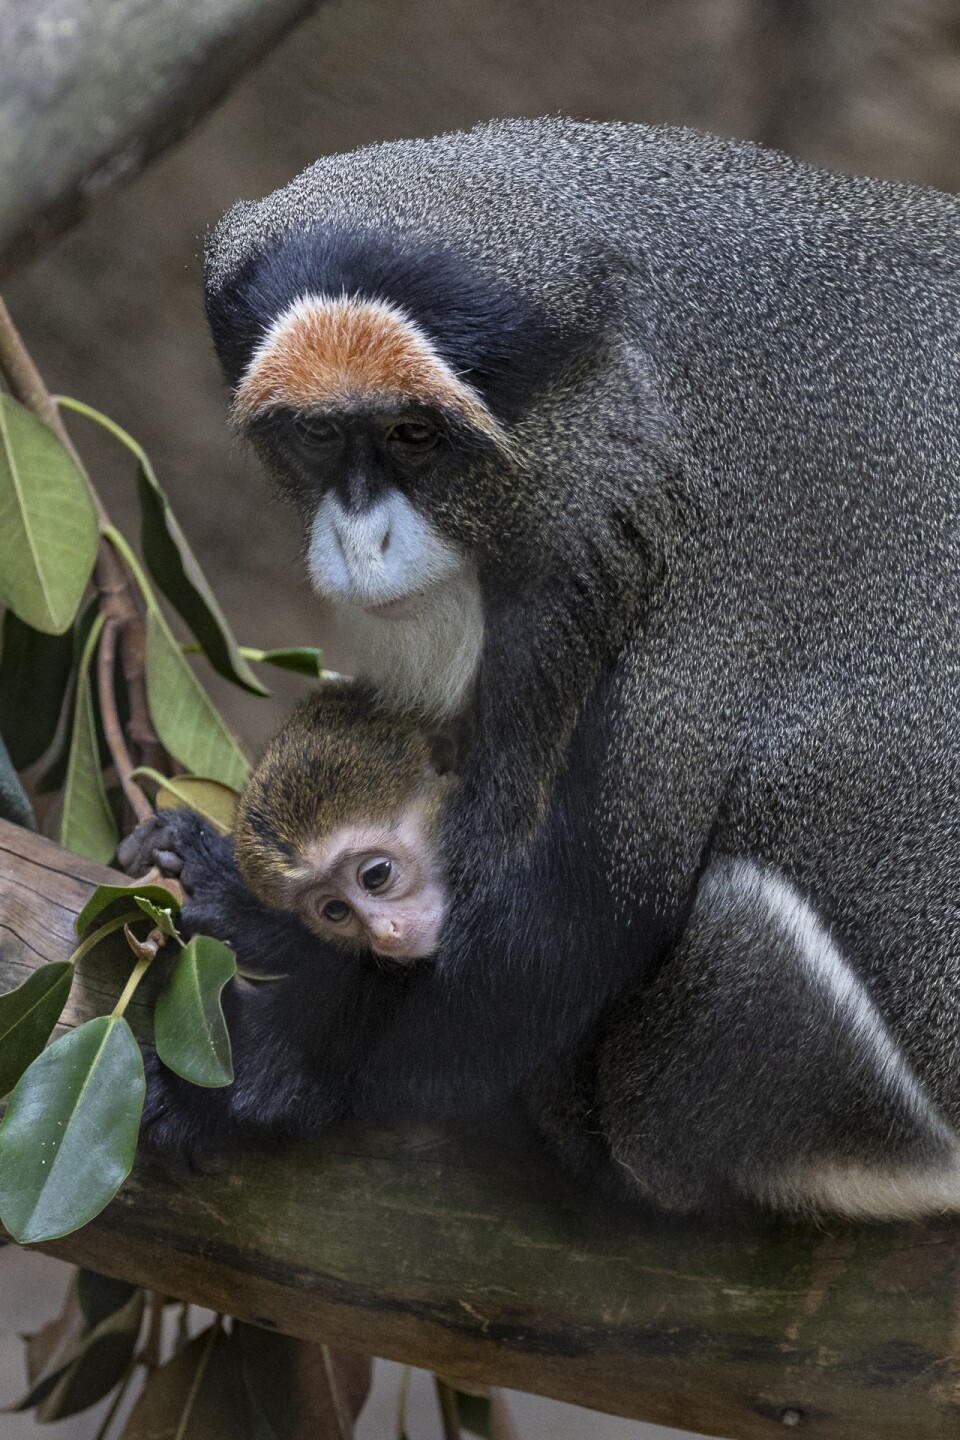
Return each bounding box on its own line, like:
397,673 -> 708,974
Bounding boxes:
34,1290 -> 145,1421
119,1325 -> 246,1440
145,610 -> 249,793
0,1015 -> 145,1243
59,612 -> 117,864
75,880 -> 181,937
0,962 -> 72,1098
0,395 -> 97,634
0,610 -> 76,768
133,895 -> 181,938
154,936 -> 236,1087
0,728 -> 35,830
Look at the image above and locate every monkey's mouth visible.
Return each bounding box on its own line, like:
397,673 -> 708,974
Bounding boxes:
362,590 -> 427,620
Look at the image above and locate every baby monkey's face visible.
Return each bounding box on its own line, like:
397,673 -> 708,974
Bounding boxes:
297,788 -> 450,960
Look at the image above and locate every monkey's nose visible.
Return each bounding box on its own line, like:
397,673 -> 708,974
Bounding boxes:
368,917 -> 402,952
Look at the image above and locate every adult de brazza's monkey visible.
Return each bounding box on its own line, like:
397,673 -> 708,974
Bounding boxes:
121,118 -> 960,1219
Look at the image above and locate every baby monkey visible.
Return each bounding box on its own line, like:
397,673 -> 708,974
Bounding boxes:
234,682 -> 457,961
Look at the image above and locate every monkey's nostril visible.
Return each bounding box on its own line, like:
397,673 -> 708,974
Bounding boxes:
380,530 -> 391,554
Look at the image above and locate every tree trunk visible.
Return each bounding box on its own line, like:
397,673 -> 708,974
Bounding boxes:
0,0 -> 319,275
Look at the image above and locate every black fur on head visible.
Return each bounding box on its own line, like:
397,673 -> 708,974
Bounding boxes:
205,224 -> 585,420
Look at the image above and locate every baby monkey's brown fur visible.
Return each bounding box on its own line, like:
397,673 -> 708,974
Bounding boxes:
235,681 -> 456,959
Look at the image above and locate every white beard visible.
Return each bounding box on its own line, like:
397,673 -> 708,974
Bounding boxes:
316,567 -> 484,720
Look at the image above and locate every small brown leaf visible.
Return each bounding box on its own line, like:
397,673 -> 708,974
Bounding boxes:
235,1323 -> 372,1438
119,1323 -> 247,1440
124,924 -> 164,963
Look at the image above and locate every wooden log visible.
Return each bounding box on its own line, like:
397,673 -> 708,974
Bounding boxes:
3,816 -> 960,1439
0,0 -> 320,276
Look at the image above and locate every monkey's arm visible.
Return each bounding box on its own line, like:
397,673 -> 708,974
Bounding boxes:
120,811 -> 408,1163
120,807 -> 644,1154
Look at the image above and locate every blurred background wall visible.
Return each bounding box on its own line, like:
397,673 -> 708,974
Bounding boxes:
7,0 -> 960,749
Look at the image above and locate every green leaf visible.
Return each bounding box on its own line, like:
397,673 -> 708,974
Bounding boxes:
0,1015 -> 145,1243
34,1290 -> 144,1421
56,397 -> 267,696
243,646 -> 326,678
133,895 -> 181,938
119,1325 -> 247,1440
0,728 -> 35,829
0,962 -> 72,1098
0,610 -> 75,768
76,880 -> 181,937
76,1270 -> 139,1329
134,767 -> 237,834
0,395 -> 97,634
137,458 -> 268,695
59,611 -> 118,863
145,609 -> 249,793
34,595 -> 99,794
154,937 -> 236,1088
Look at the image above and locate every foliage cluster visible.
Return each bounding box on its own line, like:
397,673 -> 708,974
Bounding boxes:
0,302 -> 510,1438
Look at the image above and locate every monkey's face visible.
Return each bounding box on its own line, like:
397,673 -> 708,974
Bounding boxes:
294,794 -> 450,960
251,403 -> 475,620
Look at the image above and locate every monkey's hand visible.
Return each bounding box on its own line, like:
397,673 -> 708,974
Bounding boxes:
117,810 -> 230,930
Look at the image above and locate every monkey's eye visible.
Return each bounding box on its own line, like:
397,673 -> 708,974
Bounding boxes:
386,421 -> 438,453
295,417 -> 341,452
358,858 -> 393,892
321,899 -> 351,923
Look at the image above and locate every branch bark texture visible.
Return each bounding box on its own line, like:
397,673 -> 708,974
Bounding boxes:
0,0 -> 319,275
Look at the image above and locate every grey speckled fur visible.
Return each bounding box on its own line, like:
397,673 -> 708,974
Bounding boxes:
204,121 -> 960,1213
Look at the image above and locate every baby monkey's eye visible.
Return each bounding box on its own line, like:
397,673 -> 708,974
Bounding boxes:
359,858 -> 392,892
321,899 -> 351,923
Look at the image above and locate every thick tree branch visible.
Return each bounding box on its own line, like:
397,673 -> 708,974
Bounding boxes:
0,0 -> 320,275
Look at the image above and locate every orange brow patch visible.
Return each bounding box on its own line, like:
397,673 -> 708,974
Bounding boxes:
233,295 -> 508,446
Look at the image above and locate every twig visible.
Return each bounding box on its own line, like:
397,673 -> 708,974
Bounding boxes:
140,1291 -> 166,1370
98,619 -> 152,821
320,1344 -> 355,1440
0,297 -> 86,474
0,295 -> 162,802
434,1378 -> 463,1440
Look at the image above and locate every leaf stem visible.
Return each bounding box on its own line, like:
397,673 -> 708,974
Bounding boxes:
111,949 -> 155,1020
101,526 -> 159,614
68,912 -> 142,967
98,618 -> 152,822
434,1378 -> 463,1440
141,1290 -> 165,1369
